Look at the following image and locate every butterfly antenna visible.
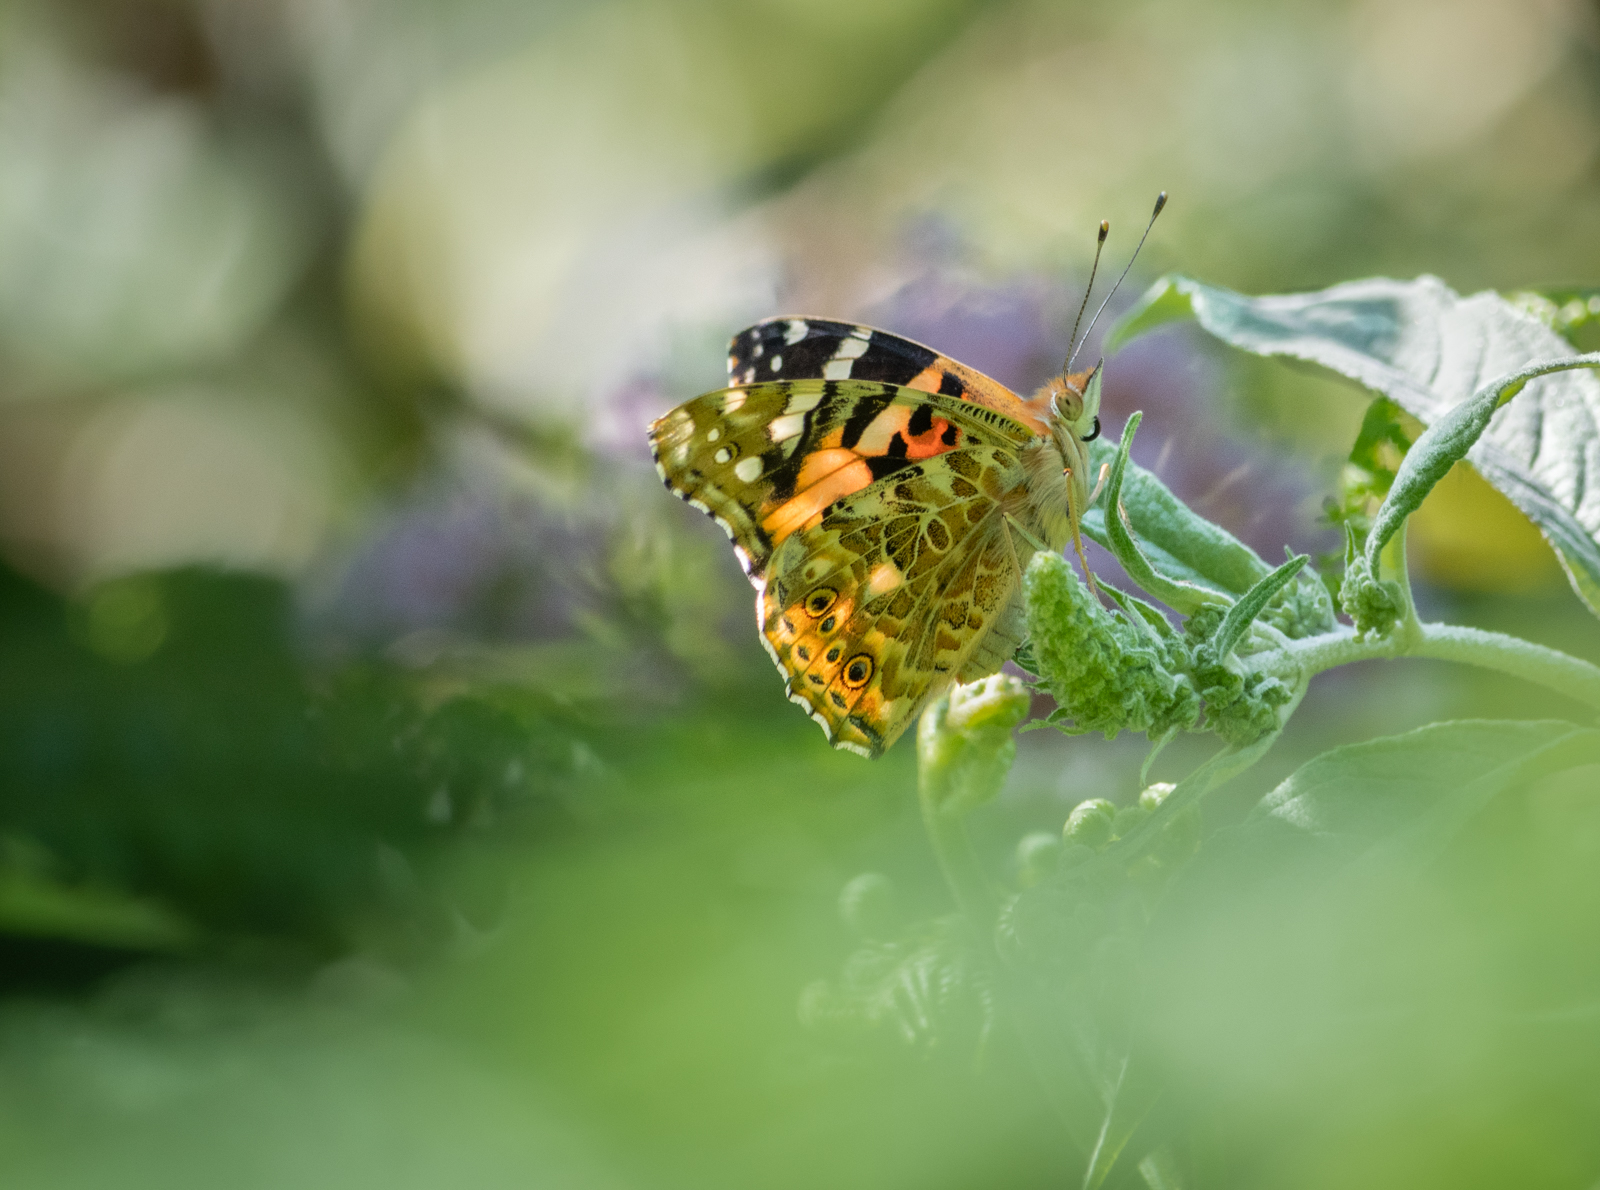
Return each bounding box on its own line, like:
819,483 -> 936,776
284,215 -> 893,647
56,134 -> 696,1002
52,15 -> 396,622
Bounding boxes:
1065,191 -> 1167,372
1062,219 -> 1110,373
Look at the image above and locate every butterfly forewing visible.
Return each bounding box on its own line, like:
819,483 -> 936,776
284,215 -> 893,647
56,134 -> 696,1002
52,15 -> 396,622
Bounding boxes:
648,378 -> 1033,577
729,319 -> 1049,435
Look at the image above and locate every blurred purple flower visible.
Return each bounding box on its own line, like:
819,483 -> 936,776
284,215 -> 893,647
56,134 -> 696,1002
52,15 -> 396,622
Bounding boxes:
309,478 -> 606,647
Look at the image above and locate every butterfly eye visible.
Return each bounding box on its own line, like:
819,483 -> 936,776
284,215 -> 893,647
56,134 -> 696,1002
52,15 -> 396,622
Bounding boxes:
842,654 -> 875,688
804,588 -> 838,617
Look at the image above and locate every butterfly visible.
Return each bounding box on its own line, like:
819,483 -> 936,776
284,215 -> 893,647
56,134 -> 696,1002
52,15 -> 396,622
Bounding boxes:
647,196 -> 1164,758
648,317 -> 1104,758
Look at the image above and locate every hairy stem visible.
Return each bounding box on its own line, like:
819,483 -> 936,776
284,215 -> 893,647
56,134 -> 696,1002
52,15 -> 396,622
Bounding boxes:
1379,521 -> 1422,647
919,797 -> 999,925
1287,621 -> 1600,716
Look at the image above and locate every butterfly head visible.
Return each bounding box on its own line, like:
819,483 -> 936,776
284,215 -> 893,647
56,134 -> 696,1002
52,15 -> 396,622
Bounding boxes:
1017,361 -> 1104,550
1034,362 -> 1103,457
1050,363 -> 1103,440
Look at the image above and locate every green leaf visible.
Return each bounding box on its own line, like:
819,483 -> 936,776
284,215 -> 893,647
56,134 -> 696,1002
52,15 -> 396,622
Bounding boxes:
0,838 -> 195,952
1365,355 -> 1600,571
1346,396 -> 1411,490
1250,719 -> 1600,866
1112,273 -> 1600,617
1082,1055 -> 1165,1190
1082,418 -> 1331,636
1208,554 -> 1307,658
1089,413 -> 1237,613
1099,583 -> 1178,641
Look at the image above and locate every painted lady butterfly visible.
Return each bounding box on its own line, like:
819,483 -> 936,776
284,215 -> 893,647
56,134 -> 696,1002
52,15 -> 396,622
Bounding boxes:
648,196 -> 1163,757
649,318 -> 1103,757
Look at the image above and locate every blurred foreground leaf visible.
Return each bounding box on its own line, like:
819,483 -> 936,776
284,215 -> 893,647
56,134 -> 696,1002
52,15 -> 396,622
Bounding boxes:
1251,719 -> 1600,866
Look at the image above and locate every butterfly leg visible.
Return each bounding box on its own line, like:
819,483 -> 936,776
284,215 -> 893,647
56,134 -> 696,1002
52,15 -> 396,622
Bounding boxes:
1063,470 -> 1101,599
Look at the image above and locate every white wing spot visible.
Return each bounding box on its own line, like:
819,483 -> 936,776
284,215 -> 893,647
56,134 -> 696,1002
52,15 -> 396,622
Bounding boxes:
713,447 -> 732,464
706,427 -> 721,442
768,413 -> 806,442
735,456 -> 764,483
784,388 -> 823,414
753,341 -> 764,358
784,320 -> 808,345
770,354 -> 783,372
835,335 -> 871,361
723,392 -> 746,413
822,360 -> 854,380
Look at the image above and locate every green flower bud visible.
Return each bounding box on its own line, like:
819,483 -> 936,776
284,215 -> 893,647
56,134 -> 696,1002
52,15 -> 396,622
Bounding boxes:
918,673 -> 1032,817
1188,646 -> 1294,747
1110,804 -> 1148,839
1064,798 -> 1117,850
1058,842 -> 1097,870
1015,832 -> 1061,887
1139,782 -> 1177,812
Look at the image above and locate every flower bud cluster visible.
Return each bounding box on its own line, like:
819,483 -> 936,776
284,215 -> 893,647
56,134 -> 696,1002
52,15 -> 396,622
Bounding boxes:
1023,553 -> 1291,746
1260,572 -> 1336,638
1022,553 -> 1200,740
1338,554 -> 1403,637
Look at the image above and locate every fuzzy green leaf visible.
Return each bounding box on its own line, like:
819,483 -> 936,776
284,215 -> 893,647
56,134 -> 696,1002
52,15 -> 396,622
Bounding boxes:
1112,273 -> 1600,617
1251,719 -> 1600,866
1093,413 -> 1232,614
1082,432 -> 1271,600
1081,419 -> 1333,637
1365,355 -> 1600,570
1208,553 -> 1307,658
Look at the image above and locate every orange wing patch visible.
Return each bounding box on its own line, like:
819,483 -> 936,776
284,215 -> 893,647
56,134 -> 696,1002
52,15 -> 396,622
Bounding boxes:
757,396 -> 997,548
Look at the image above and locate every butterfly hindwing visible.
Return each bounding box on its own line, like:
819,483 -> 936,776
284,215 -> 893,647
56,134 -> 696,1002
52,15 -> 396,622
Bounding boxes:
729,319 -> 1049,434
647,378 -> 1034,577
756,445 -> 1035,757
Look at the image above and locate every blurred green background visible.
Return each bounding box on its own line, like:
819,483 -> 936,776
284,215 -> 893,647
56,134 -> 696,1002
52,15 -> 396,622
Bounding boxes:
1,0 -> 1599,1186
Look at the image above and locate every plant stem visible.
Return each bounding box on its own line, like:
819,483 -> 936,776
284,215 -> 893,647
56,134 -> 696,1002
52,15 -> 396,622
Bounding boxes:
1379,521 -> 1423,648
1286,621 -> 1600,716
918,798 -> 998,926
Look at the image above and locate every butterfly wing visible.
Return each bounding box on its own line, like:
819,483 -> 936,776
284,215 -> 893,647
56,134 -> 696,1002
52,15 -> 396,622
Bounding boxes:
650,378 -> 1041,758
648,378 -> 1034,578
758,447 -> 1033,757
729,319 -> 1051,436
